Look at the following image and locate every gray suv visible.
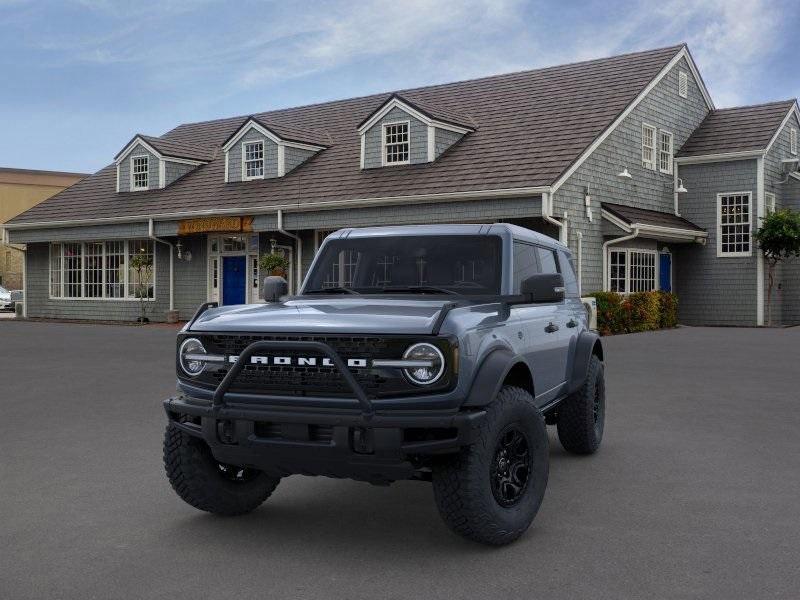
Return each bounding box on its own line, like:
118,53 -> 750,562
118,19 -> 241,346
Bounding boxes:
163,224 -> 605,545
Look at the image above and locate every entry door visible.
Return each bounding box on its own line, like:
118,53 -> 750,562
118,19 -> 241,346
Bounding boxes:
222,256 -> 246,305
659,253 -> 672,292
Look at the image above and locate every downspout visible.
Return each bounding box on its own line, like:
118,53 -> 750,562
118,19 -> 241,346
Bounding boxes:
277,209 -> 302,294
602,228 -> 639,291
576,231 -> 583,296
148,219 -> 174,312
673,161 -> 681,216
542,192 -> 566,243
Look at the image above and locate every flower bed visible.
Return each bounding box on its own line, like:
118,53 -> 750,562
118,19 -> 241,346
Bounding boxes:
586,290 -> 678,335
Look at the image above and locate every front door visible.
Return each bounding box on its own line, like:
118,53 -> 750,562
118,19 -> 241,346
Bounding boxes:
659,253 -> 672,292
222,256 -> 246,305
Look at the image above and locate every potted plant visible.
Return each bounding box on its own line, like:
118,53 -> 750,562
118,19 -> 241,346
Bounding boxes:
259,252 -> 290,277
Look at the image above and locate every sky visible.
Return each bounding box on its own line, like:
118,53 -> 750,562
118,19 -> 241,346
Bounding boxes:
1,0 -> 798,173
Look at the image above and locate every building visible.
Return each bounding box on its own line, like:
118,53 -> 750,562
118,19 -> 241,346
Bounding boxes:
3,44 -> 799,325
0,168 -> 87,289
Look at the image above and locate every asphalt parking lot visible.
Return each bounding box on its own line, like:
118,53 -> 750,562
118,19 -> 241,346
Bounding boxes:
1,321 -> 799,599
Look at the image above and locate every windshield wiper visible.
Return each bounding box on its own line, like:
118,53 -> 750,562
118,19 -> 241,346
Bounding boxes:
304,287 -> 360,295
378,285 -> 459,295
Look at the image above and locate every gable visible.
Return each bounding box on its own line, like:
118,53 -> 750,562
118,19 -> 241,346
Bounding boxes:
117,142 -> 159,193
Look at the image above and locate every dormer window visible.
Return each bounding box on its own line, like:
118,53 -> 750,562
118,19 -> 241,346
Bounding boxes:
383,122 -> 410,165
243,141 -> 265,179
131,156 -> 149,190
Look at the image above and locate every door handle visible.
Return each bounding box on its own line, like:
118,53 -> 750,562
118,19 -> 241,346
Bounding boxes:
567,319 -> 578,328
544,322 -> 559,333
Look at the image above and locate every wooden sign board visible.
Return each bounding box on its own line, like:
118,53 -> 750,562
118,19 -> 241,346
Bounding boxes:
177,216 -> 254,235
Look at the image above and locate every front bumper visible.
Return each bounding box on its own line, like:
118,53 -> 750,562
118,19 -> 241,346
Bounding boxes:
164,395 -> 485,482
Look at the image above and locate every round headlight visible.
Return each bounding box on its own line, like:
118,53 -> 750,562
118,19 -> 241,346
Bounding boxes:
179,337 -> 207,377
403,342 -> 445,386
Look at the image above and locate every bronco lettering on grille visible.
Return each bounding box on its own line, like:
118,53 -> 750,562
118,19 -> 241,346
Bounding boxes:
227,355 -> 369,368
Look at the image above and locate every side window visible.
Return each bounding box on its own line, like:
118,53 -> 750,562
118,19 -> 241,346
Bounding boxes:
513,242 -> 540,293
536,247 -> 560,274
558,251 -> 579,297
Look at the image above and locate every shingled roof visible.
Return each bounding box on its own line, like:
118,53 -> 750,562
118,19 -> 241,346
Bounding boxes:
677,100 -> 797,157
603,202 -> 706,232
115,134 -> 217,162
11,45 -> 687,225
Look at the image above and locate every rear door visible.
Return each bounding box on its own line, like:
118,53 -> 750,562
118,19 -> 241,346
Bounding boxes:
512,241 -> 568,401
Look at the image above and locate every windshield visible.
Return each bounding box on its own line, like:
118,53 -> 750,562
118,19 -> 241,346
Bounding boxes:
304,235 -> 502,295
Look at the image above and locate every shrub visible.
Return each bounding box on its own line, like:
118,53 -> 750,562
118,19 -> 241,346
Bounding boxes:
586,290 -> 677,335
657,291 -> 679,329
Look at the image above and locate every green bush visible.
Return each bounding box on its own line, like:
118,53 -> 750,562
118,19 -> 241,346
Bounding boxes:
657,291 -> 679,329
586,290 -> 678,335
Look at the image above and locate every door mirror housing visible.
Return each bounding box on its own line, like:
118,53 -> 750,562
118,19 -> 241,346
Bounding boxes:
519,273 -> 565,303
261,276 -> 288,302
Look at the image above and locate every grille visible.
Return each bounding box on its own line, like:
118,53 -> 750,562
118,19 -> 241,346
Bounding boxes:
187,334 -> 450,399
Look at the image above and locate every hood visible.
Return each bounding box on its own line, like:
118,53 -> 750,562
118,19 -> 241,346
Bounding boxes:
189,298 -> 452,335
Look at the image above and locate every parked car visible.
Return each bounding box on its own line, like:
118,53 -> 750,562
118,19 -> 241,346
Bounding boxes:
0,285 -> 13,311
162,224 -> 606,545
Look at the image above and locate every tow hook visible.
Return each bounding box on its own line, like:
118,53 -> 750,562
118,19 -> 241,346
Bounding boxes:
217,420 -> 236,444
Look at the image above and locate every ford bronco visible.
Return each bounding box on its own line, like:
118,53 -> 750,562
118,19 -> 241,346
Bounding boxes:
163,224 -> 605,545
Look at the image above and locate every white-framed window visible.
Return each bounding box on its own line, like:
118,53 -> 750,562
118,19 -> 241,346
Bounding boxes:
766,192 -> 776,214
243,141 -> 265,179
790,127 -> 797,155
48,239 -> 155,300
717,192 -> 752,257
608,249 -> 657,293
131,156 -> 149,190
383,121 -> 410,165
642,123 -> 656,170
678,70 -> 688,99
659,131 -> 674,174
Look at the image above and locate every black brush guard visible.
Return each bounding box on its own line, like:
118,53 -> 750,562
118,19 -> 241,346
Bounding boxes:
212,339 -> 374,419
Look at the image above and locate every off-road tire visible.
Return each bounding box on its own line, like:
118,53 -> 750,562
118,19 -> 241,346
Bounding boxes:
432,386 -> 549,545
556,354 -> 605,454
163,422 -> 280,516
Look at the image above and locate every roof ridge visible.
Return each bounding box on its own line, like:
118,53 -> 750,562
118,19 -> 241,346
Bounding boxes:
166,44 -> 686,134
712,99 -> 797,112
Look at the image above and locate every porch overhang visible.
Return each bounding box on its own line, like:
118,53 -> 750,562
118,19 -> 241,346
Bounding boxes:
601,203 -> 707,244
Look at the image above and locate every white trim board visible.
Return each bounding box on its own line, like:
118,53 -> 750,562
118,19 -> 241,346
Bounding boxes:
552,46 -> 714,194
675,150 -> 764,165
600,208 -> 707,242
356,96 -> 474,136
221,119 -> 327,153
114,135 -> 207,167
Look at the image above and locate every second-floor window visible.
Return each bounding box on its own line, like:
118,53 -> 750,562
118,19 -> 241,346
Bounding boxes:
383,122 -> 410,165
642,123 -> 656,170
659,131 -> 674,174
131,156 -> 149,190
718,192 -> 752,256
244,141 -> 265,179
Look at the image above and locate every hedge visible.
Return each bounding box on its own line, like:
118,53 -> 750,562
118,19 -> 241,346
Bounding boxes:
586,290 -> 678,335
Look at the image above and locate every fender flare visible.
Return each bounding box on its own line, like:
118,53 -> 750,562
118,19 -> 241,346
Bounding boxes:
463,346 -> 526,407
567,331 -> 603,395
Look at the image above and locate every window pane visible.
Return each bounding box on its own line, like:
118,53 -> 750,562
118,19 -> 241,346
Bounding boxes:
84,242 -> 104,298
513,242 -> 540,293
244,141 -> 264,177
63,242 -> 82,298
50,243 -> 62,297
558,251 -> 579,297
105,241 -> 126,298
128,239 -> 154,299
132,156 -> 149,189
536,247 -> 560,274
719,194 -> 751,255
384,122 -> 410,164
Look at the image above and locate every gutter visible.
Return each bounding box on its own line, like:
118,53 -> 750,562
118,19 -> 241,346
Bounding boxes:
277,209 -> 302,294
576,231 -> 583,296
148,219 -> 175,312
602,228 -> 639,291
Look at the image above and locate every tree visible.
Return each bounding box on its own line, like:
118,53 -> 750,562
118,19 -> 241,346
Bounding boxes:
129,250 -> 154,323
754,208 -> 800,326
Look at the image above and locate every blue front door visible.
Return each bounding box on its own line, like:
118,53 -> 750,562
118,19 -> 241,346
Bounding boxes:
659,253 -> 672,292
222,256 -> 246,305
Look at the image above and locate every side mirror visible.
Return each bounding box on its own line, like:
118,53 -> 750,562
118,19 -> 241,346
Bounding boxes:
261,276 -> 288,302
520,273 -> 565,303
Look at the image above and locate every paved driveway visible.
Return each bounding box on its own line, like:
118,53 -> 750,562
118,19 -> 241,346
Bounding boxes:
1,322 -> 798,599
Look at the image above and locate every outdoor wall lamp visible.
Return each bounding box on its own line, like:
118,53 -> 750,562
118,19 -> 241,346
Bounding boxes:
176,240 -> 192,262
675,178 -> 688,193
617,167 -> 633,180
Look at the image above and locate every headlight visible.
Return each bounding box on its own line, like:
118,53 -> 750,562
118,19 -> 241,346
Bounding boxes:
402,342 -> 445,386
179,337 -> 207,377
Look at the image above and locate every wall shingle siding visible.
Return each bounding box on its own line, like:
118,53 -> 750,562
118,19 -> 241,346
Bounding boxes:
363,107 -> 427,168
165,161 -> 195,186
434,128 -> 464,159
284,146 -> 317,174
674,160 -> 758,325
765,111 -> 800,325
227,129 -> 279,182
555,57 -> 710,293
